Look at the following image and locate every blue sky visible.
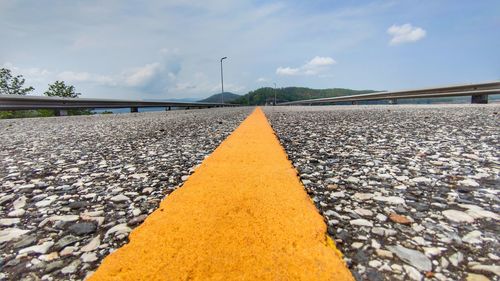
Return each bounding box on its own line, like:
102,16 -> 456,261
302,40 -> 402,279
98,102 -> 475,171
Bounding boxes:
1,0 -> 499,99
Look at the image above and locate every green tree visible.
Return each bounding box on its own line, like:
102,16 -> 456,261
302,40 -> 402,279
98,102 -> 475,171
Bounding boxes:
44,81 -> 91,116
0,68 -> 34,95
0,68 -> 37,119
44,80 -> 80,98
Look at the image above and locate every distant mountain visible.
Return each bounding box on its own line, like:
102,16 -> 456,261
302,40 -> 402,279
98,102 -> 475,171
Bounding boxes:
230,87 -> 377,105
145,98 -> 199,102
199,92 -> 241,103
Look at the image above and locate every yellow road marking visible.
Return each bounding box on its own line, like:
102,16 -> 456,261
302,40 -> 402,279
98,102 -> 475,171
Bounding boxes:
89,108 -> 353,281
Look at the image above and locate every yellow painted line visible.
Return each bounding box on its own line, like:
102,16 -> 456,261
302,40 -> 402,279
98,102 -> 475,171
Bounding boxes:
89,108 -> 353,281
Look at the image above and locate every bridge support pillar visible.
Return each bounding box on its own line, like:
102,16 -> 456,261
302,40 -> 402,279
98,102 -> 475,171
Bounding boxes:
351,101 -> 358,105
131,107 -> 139,113
165,106 -> 171,111
471,94 -> 488,104
55,109 -> 68,116
389,98 -> 398,104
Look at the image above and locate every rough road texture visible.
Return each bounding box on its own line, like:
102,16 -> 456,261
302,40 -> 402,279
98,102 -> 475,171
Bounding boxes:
90,108 -> 352,281
0,108 -> 251,280
265,105 -> 499,281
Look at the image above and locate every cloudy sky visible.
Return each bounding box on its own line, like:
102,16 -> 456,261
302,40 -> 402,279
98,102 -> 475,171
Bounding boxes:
1,1 -> 499,100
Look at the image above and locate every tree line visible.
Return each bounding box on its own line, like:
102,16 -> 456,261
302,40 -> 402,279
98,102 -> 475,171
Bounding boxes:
0,68 -> 90,118
230,87 -> 376,105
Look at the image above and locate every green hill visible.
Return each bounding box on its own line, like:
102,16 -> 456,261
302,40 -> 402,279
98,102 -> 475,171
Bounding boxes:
231,87 -> 376,105
199,92 -> 240,103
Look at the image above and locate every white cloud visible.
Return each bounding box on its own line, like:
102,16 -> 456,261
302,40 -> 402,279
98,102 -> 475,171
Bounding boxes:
57,71 -> 115,85
276,56 -> 336,76
2,62 -> 52,82
276,67 -> 300,76
256,77 -> 268,82
387,23 -> 426,45
57,71 -> 90,82
124,63 -> 162,86
305,56 -> 337,67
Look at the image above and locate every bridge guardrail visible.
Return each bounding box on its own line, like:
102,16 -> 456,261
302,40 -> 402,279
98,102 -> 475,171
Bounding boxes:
0,94 -> 237,114
279,81 -> 500,105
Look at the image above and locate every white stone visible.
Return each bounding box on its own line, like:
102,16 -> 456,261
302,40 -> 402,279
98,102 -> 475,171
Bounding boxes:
81,236 -> 101,252
412,236 -> 427,246
458,204 -> 500,220
369,260 -> 382,268
60,246 -> 77,256
412,224 -> 425,232
411,177 -> 432,184
301,179 -> 312,185
81,252 -> 98,262
463,230 -> 482,244
353,193 -> 374,201
39,252 -> 59,262
442,209 -> 474,223
0,194 -> 15,205
130,173 -> 148,179
132,208 -> 141,216
39,215 -> 79,227
395,176 -> 409,182
82,210 -> 104,217
375,214 -> 387,222
35,195 -> 58,207
110,194 -> 130,202
403,265 -> 423,281
61,261 -> 80,274
324,210 -> 336,217
8,209 -> 25,217
346,176 -> 360,183
376,249 -> 393,259
449,252 -> 464,267
394,184 -> 407,190
355,208 -> 373,217
17,184 -> 35,190
468,264 -> 500,276
391,264 -> 403,273
350,219 -> 373,227
466,273 -> 492,281
386,245 -> 432,272
13,196 -> 27,209
423,247 -> 445,257
462,153 -> 480,160
373,196 -> 405,205
458,179 -> 479,187
105,223 -> 132,238
142,187 -> 153,194
351,242 -> 364,249
378,173 -> 393,179
330,191 -> 345,198
0,228 -> 30,243
19,241 -> 54,254
488,253 -> 499,261
0,218 -> 20,226
440,257 -> 449,269
372,227 -> 386,236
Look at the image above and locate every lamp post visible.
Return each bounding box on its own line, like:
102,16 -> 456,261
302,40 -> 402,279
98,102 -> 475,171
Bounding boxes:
220,57 -> 227,104
274,82 -> 277,106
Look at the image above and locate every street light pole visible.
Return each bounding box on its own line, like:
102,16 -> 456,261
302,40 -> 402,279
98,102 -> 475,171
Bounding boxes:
220,57 -> 227,104
274,83 -> 277,106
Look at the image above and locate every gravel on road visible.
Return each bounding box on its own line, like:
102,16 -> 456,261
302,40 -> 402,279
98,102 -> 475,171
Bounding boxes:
0,108 -> 252,280
265,105 -> 499,281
